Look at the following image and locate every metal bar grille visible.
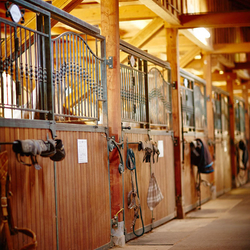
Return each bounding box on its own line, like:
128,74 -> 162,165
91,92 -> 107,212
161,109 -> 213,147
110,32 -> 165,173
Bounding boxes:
0,18 -> 49,119
148,67 -> 172,127
51,32 -> 105,124
120,64 -> 147,123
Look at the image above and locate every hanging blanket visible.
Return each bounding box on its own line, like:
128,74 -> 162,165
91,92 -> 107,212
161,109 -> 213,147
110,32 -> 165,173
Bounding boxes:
147,173 -> 164,211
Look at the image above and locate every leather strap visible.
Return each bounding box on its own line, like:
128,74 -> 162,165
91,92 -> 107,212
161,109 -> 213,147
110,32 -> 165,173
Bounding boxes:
0,151 -> 37,250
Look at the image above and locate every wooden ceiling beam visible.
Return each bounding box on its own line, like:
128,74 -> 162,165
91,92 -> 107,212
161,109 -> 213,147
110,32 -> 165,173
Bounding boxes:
179,29 -> 213,51
139,0 -> 180,25
212,73 -> 237,81
180,46 -> 201,68
120,17 -> 164,62
70,5 -> 157,25
212,42 -> 250,54
178,11 -> 250,29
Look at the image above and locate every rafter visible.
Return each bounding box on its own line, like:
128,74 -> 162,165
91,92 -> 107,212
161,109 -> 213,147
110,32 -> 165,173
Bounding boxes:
179,29 -> 213,51
180,46 -> 201,68
139,0 -> 180,25
120,17 -> 164,62
178,11 -> 250,29
70,5 -> 157,25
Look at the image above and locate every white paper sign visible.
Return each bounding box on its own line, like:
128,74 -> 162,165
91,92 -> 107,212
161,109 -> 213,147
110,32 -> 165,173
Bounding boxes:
77,139 -> 88,163
158,140 -> 164,157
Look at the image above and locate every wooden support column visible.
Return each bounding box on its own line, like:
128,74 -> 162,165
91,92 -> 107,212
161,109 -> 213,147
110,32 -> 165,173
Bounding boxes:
227,78 -> 236,187
101,0 -> 123,221
243,83 -> 250,170
203,54 -> 215,185
166,27 -> 184,219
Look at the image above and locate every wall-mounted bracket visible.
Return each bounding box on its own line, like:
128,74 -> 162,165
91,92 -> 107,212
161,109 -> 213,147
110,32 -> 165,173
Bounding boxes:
171,81 -> 177,89
106,56 -> 113,69
49,121 -> 57,139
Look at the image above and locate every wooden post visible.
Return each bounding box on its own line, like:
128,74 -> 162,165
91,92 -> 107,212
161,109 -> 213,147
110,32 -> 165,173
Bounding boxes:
166,26 -> 184,218
101,0 -> 123,221
227,77 -> 236,187
203,54 -> 215,188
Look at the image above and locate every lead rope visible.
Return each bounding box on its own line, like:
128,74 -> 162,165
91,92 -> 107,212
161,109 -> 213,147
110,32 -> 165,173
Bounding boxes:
126,148 -> 144,237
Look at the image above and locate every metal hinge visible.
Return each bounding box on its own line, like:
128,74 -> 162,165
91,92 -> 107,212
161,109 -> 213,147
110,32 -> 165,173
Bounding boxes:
171,81 -> 177,89
106,56 -> 113,69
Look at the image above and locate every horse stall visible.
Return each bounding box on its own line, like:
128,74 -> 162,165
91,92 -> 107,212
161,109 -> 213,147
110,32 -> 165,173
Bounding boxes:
234,97 -> 249,187
119,42 -> 176,241
180,69 -> 213,213
212,87 -> 232,196
0,2 -> 112,249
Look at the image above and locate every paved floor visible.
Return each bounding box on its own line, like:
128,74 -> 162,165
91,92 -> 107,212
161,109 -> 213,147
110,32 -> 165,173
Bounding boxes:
116,182 -> 250,250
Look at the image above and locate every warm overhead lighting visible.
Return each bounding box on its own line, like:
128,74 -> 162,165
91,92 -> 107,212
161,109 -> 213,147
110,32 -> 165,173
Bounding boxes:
219,70 -> 224,75
193,28 -> 211,38
235,79 -> 241,85
194,54 -> 201,60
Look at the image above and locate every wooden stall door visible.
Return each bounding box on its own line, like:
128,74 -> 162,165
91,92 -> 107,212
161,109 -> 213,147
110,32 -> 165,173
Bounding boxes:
55,130 -> 110,250
124,132 -> 176,240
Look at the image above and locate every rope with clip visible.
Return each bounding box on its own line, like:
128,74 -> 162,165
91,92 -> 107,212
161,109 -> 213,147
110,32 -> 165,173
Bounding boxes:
126,148 -> 144,237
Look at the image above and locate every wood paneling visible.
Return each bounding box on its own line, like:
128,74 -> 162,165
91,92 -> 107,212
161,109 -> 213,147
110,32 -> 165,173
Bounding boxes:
123,133 -> 175,235
0,127 -> 56,250
214,135 -> 232,195
0,127 -> 110,250
56,130 -> 110,250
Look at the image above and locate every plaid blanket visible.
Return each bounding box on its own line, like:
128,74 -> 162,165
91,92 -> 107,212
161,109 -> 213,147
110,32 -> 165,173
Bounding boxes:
147,173 -> 164,211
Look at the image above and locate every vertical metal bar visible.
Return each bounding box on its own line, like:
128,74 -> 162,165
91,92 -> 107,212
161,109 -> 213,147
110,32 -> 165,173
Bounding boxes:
42,35 -> 47,113
10,26 -> 13,117
14,26 -> 20,107
83,38 -> 86,116
55,39 -> 59,115
28,31 -> 33,111
38,30 -> 43,113
34,32 -> 38,112
144,60 -> 149,128
86,38 -> 89,117
62,36 -> 66,117
101,38 -> 107,125
66,34 -> 70,116
76,36 -> 80,117
70,34 -> 74,116
79,39 -> 83,117
91,52 -> 94,117
24,29 -> 29,110
44,14 -> 53,120
58,37 -> 61,115
72,34 -> 76,115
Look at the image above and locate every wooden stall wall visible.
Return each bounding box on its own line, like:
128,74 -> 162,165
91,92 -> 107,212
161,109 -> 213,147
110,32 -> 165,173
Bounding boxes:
0,127 -> 56,250
56,130 -> 110,250
124,132 -> 176,239
0,127 -> 111,250
214,134 -> 232,196
183,134 -> 213,213
223,136 -> 232,192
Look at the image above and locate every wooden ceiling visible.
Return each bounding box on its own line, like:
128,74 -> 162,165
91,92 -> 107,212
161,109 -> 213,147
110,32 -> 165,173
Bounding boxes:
2,0 -> 250,97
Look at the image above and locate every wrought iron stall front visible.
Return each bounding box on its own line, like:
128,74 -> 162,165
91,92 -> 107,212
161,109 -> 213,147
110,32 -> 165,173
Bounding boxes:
234,97 -> 245,136
0,4 -> 51,120
212,87 -> 229,136
51,32 -> 106,124
120,40 -> 172,130
180,69 -> 206,132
